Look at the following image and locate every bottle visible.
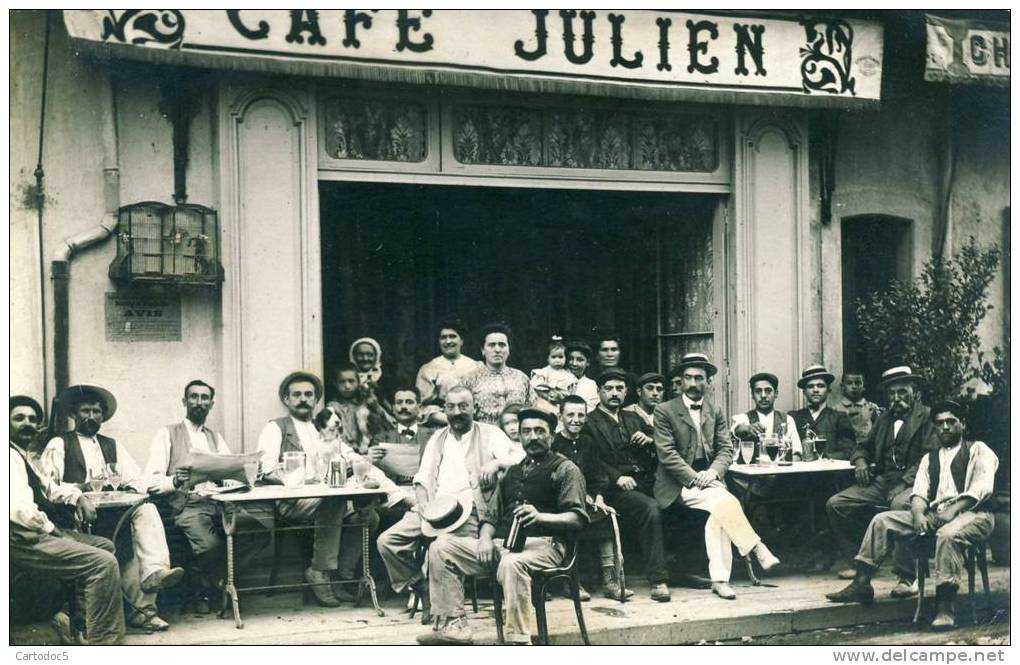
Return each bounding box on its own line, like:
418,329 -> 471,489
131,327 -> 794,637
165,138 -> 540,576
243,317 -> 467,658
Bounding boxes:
505,502 -> 529,553
329,453 -> 348,488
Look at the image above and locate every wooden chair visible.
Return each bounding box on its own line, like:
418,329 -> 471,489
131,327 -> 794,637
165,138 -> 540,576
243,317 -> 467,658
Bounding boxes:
491,537 -> 590,646
912,535 -> 991,624
408,538 -> 479,622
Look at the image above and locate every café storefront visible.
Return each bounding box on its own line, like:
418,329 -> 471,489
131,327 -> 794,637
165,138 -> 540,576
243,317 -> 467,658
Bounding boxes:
15,10 -> 888,456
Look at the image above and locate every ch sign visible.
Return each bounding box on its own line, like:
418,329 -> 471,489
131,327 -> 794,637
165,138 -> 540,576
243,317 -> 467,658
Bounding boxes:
65,10 -> 884,106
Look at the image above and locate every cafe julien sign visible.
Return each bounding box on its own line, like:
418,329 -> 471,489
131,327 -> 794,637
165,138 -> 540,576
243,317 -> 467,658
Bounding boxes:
64,10 -> 884,106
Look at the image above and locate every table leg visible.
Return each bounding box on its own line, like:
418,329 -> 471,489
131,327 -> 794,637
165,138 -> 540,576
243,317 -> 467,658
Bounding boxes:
361,524 -> 385,617
218,506 -> 244,629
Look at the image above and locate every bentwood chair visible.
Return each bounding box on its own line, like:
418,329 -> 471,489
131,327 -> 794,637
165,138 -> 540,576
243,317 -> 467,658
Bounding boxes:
912,535 -> 991,624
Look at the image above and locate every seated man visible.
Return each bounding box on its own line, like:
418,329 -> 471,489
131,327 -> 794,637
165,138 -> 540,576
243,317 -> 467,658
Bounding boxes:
376,385 -> 520,620
584,369 -> 668,601
145,379 -> 239,613
421,408 -> 588,645
40,384 -> 184,631
11,395 -> 125,645
623,372 -> 665,429
790,365 -> 856,460
368,386 -> 435,491
731,372 -> 802,458
826,401 -> 997,631
654,354 -> 780,600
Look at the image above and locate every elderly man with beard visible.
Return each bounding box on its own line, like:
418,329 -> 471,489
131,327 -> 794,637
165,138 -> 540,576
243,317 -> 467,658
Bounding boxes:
41,385 -> 183,632
420,408 -> 588,645
653,354 -> 780,600
377,385 -> 521,623
825,366 -> 939,582
145,379 -> 233,614
827,400 -> 996,631
11,395 -> 125,645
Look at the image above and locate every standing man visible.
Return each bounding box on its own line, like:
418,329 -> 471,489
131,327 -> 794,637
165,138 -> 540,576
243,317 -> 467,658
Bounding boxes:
256,371 -> 363,606
420,408 -> 588,645
624,372 -> 665,429
40,385 -> 184,631
10,395 -> 125,645
415,320 -> 481,426
565,340 -> 599,411
654,354 -> 780,600
145,379 -> 232,614
731,372 -> 802,457
826,400 -> 996,631
826,366 -> 939,580
464,322 -> 534,425
376,386 -> 521,621
790,365 -> 856,460
585,369 -> 668,601
833,371 -> 882,445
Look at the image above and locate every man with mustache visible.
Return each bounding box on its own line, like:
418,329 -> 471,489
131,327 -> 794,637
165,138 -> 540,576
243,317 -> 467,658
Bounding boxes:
145,379 -> 232,614
415,320 -> 481,427
464,322 -> 534,426
377,385 -> 520,625
256,371 -> 364,606
653,354 -> 780,600
825,366 -> 939,584
419,408 -> 587,645
40,385 -> 184,631
826,400 -> 997,631
585,369 -> 668,601
11,395 -> 126,645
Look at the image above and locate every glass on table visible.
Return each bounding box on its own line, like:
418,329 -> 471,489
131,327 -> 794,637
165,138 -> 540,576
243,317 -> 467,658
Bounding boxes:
739,438 -> 756,466
243,460 -> 259,486
281,451 -> 306,489
87,467 -> 106,493
763,436 -> 781,466
104,463 -> 122,490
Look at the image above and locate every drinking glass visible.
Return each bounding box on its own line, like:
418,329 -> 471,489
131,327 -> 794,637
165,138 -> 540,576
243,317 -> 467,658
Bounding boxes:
281,451 -> 306,489
814,437 -> 828,460
740,439 -> 756,466
243,461 -> 259,486
763,436 -> 780,466
104,463 -> 122,490
87,467 -> 106,492
352,457 -> 371,484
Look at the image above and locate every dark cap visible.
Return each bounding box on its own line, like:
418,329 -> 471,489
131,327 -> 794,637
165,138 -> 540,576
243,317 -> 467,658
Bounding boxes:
749,372 -> 779,390
9,395 -> 43,421
931,399 -> 966,421
596,368 -> 629,387
635,372 -> 665,389
518,408 -> 558,432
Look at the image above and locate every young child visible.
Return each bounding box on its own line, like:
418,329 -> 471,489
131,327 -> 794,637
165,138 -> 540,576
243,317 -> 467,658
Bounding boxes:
497,403 -> 526,460
530,337 -> 578,413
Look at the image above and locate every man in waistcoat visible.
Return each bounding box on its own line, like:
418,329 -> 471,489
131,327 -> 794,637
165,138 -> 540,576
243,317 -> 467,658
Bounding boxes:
654,354 -> 780,601
40,384 -> 183,632
419,408 -> 588,645
585,368 -> 668,601
826,400 -> 997,630
826,366 -> 939,581
377,385 -> 521,625
731,372 -> 803,458
145,379 -> 232,614
11,395 -> 126,645
789,365 -> 856,461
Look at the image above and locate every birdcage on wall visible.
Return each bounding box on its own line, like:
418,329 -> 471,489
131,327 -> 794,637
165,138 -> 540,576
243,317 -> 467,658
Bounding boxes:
109,202 -> 223,286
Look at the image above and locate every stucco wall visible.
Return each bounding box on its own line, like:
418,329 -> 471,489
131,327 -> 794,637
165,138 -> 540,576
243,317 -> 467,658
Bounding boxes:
10,12 -> 226,465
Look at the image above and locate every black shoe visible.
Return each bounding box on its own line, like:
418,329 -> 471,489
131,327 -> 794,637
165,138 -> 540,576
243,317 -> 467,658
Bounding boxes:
825,582 -> 874,604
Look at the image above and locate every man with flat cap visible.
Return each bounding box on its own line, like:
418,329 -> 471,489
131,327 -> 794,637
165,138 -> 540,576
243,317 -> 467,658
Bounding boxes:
10,395 -> 126,644
790,365 -> 856,461
731,371 -> 802,458
624,372 -> 665,429
585,368 -> 668,601
827,400 -> 997,631
654,353 -> 780,600
256,370 -> 368,606
826,366 -> 939,583
40,384 -> 184,632
419,408 -> 588,645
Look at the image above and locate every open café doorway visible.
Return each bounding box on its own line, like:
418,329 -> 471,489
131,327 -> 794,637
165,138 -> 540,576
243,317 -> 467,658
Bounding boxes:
319,182 -> 721,402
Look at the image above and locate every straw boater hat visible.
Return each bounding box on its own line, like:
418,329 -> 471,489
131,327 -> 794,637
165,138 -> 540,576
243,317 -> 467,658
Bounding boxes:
673,352 -> 718,378
421,493 -> 473,537
797,364 -> 836,389
60,384 -> 118,421
277,371 -> 324,402
878,366 -> 924,391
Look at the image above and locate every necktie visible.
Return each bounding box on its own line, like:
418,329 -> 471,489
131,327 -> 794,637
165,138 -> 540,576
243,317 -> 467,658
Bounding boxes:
401,428 -> 415,439
689,403 -> 702,410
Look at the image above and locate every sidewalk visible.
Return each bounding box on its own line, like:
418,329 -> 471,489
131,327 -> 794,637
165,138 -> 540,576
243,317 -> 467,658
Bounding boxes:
11,566 -> 1010,646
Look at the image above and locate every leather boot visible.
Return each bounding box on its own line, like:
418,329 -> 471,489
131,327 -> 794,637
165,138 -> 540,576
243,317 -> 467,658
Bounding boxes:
930,584 -> 957,631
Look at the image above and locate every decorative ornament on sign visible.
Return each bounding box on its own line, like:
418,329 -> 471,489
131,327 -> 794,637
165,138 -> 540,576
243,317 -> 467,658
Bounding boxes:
101,10 -> 185,49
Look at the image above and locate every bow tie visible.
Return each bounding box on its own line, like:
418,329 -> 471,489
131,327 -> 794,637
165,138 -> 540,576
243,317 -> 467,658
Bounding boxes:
688,403 -> 702,411
400,428 -> 415,438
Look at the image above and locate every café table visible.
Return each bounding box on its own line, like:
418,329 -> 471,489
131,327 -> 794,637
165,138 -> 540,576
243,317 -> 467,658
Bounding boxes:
211,483 -> 388,629
81,490 -> 150,542
727,459 -> 854,583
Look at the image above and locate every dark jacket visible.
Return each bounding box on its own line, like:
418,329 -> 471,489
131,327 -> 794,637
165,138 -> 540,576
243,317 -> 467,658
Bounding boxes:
583,407 -> 657,495
790,406 -> 856,460
652,397 -> 733,509
552,431 -> 609,498
851,401 -> 937,484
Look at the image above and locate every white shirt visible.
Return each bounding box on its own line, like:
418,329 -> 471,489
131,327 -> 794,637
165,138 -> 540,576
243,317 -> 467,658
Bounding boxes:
624,403 -> 655,428
730,410 -> 803,454
256,416 -> 324,477
893,419 -> 904,439
40,434 -> 147,492
911,441 -> 998,512
413,422 -> 521,496
572,376 -> 600,412
415,354 -> 483,404
10,445 -> 82,534
145,420 -> 231,494
682,395 -> 704,430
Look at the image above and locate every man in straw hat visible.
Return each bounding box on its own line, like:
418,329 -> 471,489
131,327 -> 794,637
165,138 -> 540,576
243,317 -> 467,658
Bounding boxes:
40,384 -> 184,632
11,395 -> 126,644
789,365 -> 856,461
654,353 -> 781,601
825,365 -> 939,583
827,400 -> 997,631
418,408 -> 588,645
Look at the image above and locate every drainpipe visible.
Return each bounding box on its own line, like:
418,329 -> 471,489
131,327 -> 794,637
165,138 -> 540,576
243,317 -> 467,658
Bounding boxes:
51,72 -> 119,402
